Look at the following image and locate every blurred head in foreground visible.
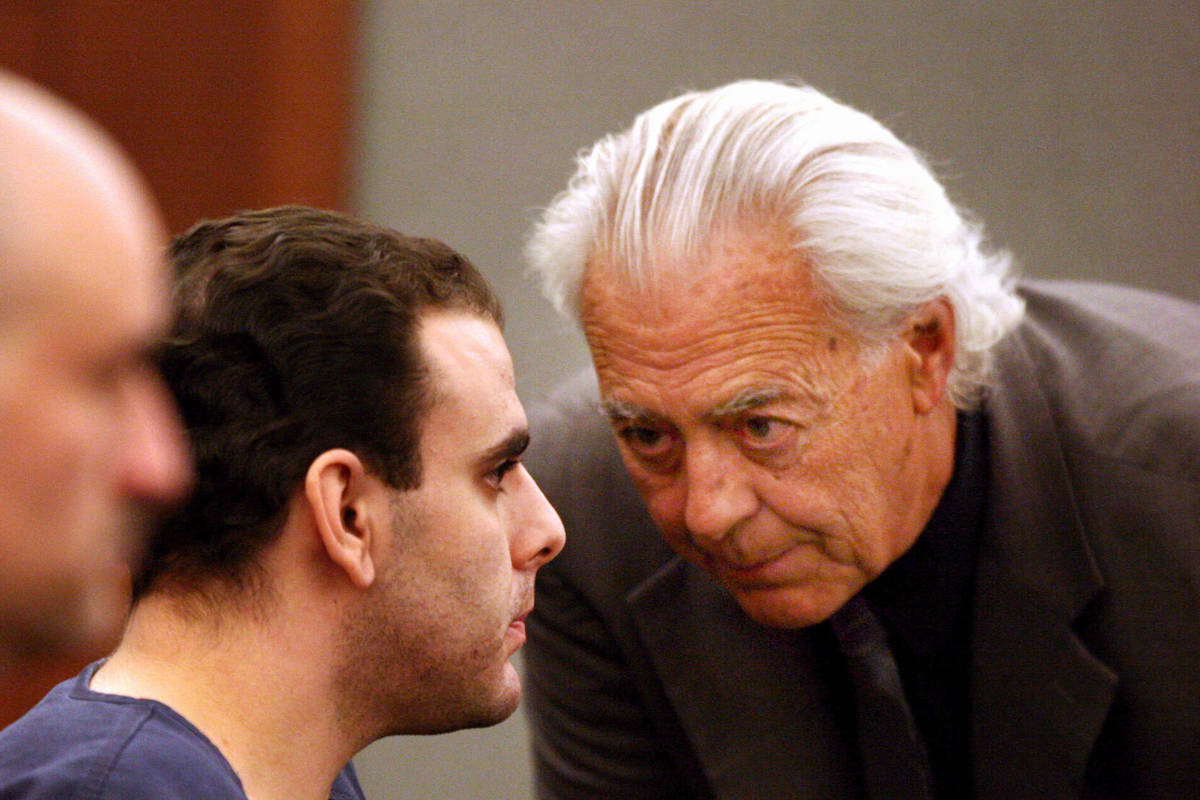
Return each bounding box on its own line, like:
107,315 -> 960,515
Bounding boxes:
0,70 -> 190,660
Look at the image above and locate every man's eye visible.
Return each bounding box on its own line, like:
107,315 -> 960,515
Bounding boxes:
486,459 -> 519,488
627,427 -> 663,447
616,424 -> 676,460
740,416 -> 791,446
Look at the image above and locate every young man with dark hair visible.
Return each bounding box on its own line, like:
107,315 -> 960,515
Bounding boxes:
0,206 -> 565,800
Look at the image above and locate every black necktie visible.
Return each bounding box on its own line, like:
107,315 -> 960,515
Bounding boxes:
829,594 -> 935,800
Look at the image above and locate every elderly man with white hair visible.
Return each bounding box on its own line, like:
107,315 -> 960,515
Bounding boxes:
522,79 -> 1200,799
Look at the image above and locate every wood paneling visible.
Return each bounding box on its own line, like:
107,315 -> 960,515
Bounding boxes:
0,0 -> 356,234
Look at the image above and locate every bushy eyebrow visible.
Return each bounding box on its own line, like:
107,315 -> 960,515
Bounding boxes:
479,428 -> 530,463
597,385 -> 791,426
702,386 -> 787,422
596,398 -> 654,423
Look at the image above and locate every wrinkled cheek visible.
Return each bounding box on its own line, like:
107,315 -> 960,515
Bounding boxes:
816,530 -> 863,567
813,525 -> 893,583
782,474 -> 877,568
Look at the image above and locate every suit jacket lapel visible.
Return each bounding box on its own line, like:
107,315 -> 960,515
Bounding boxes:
627,557 -> 860,800
972,334 -> 1117,798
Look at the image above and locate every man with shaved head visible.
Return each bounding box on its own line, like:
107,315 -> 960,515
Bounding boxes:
0,71 -> 190,674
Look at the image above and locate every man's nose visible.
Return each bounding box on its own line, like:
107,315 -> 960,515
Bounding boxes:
117,369 -> 192,506
681,439 -> 757,551
513,466 -> 566,570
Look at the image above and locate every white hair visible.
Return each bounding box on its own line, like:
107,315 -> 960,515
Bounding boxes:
525,79 -> 1025,408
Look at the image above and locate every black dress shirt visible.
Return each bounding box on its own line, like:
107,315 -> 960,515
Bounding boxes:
862,411 -> 989,799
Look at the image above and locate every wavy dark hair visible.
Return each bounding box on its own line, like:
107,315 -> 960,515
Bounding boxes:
135,206 -> 502,601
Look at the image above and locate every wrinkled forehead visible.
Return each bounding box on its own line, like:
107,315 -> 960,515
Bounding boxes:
582,222 -> 824,323
578,226 -> 867,412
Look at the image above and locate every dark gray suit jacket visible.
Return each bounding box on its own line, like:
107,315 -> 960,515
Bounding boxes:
523,281 -> 1200,799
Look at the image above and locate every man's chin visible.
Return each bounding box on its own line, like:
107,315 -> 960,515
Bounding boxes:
388,669 -> 523,736
729,582 -> 857,629
460,660 -> 524,730
2,563 -> 131,660
478,661 -> 523,724
75,563 -> 134,650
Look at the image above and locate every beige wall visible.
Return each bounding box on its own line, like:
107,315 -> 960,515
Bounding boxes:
350,2 -> 1199,797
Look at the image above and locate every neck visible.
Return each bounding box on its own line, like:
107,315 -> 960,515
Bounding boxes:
896,398 -> 960,561
92,587 -> 357,800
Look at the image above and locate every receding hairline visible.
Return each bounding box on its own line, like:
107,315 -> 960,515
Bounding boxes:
413,306 -> 513,409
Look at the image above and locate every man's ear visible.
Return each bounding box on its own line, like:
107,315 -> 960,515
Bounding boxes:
305,449 -> 377,589
903,297 -> 956,414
